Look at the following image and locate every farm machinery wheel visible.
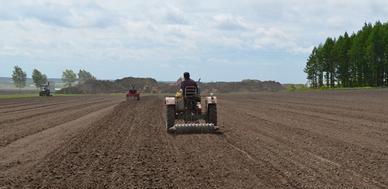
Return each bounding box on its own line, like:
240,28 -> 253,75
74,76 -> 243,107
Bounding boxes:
207,104 -> 217,126
166,105 -> 176,131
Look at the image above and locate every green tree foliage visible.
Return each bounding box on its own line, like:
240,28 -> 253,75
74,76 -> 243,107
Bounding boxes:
304,47 -> 319,88
32,69 -> 48,89
78,69 -> 96,84
322,37 -> 336,87
12,66 -> 27,90
62,69 -> 77,87
305,21 -> 388,88
335,32 -> 352,87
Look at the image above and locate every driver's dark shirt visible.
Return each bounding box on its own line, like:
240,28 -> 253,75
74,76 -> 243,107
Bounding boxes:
181,79 -> 197,92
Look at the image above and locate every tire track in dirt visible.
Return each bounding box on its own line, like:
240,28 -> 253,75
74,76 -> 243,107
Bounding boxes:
0,97 -> 93,114
229,99 -> 388,148
0,97 -> 108,124
0,104 -> 117,175
0,96 -> 89,110
241,98 -> 388,131
3,97 -> 298,188
4,97 -> 177,188
219,93 -> 388,188
0,97 -> 122,147
1,91 -> 387,188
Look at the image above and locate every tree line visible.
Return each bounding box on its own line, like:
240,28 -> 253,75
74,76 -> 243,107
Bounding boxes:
304,21 -> 388,88
10,66 -> 96,90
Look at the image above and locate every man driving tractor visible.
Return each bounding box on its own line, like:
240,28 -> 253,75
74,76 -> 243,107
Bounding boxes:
176,72 -> 200,97
174,72 -> 201,115
165,72 -> 218,133
180,72 -> 198,95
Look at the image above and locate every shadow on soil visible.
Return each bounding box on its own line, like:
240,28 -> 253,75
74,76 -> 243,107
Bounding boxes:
168,130 -> 224,136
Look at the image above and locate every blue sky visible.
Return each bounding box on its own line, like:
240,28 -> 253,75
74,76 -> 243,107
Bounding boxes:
1,0 -> 388,83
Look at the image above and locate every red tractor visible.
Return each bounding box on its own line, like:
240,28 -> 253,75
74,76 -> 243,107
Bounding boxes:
126,89 -> 140,101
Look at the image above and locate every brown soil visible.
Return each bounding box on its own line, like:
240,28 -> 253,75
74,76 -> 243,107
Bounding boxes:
1,91 -> 387,188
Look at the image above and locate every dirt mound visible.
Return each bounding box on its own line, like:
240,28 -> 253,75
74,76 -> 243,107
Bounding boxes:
59,77 -> 159,94
201,80 -> 284,93
58,77 -> 284,94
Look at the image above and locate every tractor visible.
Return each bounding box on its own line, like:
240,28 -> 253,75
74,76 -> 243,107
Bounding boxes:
126,88 -> 140,101
165,85 -> 218,134
39,81 -> 55,97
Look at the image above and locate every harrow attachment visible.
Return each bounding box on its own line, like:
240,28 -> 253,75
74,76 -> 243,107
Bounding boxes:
168,123 -> 218,134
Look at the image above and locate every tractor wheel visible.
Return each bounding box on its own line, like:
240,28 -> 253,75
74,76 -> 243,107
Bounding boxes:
207,104 -> 217,126
166,105 -> 176,130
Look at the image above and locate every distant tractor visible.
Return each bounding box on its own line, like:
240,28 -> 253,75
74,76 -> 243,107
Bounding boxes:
39,81 -> 55,97
126,88 -> 140,101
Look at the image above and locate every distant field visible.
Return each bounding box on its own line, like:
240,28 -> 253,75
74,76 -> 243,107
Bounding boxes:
285,84 -> 388,92
0,92 -> 128,99
0,93 -> 86,99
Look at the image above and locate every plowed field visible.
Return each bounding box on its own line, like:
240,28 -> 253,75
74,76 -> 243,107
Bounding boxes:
1,90 -> 387,188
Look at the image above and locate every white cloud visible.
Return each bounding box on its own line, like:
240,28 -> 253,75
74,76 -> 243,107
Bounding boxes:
213,14 -> 250,31
164,4 -> 188,25
0,0 -> 316,60
1,0 -> 388,83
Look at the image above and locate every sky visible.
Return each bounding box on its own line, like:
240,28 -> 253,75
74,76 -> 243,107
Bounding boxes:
0,0 -> 388,83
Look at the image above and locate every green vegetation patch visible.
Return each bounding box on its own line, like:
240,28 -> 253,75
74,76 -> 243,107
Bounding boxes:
287,85 -> 381,92
0,93 -> 38,99
0,93 -> 89,99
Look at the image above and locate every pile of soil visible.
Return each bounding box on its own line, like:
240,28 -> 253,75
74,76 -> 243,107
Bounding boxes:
58,77 -> 284,94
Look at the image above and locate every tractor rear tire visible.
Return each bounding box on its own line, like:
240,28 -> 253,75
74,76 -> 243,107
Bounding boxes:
207,104 -> 217,126
166,105 -> 176,130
